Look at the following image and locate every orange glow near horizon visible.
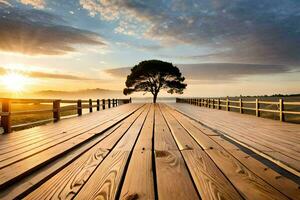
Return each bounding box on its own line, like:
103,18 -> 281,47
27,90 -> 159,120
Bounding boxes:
1,72 -> 31,92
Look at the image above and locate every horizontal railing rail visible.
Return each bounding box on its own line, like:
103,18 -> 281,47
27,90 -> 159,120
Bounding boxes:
0,97 -> 132,133
176,97 -> 300,122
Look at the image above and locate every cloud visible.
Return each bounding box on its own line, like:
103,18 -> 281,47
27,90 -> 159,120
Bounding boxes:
0,0 -> 11,6
18,0 -> 45,9
105,63 -> 294,84
0,6 -> 105,55
0,66 -> 93,80
80,0 -> 300,65
115,41 -> 163,51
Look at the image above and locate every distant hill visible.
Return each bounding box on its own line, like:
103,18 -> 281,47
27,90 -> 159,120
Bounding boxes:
33,88 -> 124,99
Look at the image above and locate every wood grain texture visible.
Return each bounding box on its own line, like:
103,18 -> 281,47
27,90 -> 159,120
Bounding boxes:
74,151 -> 130,200
0,104 -> 141,168
155,150 -> 199,200
0,104 -> 138,147
212,135 -> 300,196
134,104 -> 154,151
182,150 -> 243,200
160,104 -> 200,151
225,148 -> 300,200
114,105 -> 150,151
22,109 -> 147,200
120,150 -> 155,200
0,124 -> 122,200
119,105 -> 155,200
206,148 -> 290,200
24,148 -> 108,200
165,107 -> 223,151
169,103 -> 300,175
154,105 -> 178,151
1,103 -> 298,200
74,105 -> 150,199
167,105 -> 291,200
162,105 -> 243,200
0,105 -> 143,188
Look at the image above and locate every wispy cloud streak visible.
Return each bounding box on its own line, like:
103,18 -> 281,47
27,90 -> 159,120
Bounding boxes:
0,5 -> 105,55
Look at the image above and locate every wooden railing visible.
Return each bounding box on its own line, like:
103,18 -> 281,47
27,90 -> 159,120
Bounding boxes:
176,97 -> 300,122
0,97 -> 131,133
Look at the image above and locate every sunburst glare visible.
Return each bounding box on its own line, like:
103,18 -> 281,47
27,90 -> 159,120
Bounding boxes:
1,71 -> 31,92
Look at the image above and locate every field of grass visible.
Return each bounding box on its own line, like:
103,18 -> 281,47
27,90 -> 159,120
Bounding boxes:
1,103 -> 85,132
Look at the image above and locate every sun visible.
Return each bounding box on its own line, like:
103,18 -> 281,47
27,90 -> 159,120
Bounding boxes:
1,72 -> 30,92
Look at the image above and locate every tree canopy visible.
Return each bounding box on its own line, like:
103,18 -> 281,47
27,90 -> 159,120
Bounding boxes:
123,60 -> 187,103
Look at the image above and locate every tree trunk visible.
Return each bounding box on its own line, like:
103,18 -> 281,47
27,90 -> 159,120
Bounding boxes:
153,93 -> 158,103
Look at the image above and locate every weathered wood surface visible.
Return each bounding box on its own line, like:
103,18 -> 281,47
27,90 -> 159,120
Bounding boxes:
0,103 -> 299,200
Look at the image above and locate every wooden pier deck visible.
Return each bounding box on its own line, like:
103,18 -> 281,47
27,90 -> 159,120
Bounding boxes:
0,103 -> 299,200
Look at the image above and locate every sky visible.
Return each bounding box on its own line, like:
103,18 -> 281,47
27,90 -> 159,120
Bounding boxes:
0,0 -> 299,97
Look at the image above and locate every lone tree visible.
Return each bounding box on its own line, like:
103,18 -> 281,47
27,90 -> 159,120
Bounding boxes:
123,60 -> 187,103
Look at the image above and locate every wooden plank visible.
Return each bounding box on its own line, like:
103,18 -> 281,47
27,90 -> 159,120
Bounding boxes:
18,106 -> 148,199
119,105 -> 155,200
155,150 -> 199,200
74,105 -> 151,199
162,105 -> 243,200
24,148 -> 109,200
206,148 -> 290,200
74,151 -> 130,200
154,105 -> 199,200
95,106 -> 149,151
0,105 -> 144,188
166,106 -> 219,136
160,104 -> 200,150
0,123 -> 122,199
0,104 -> 137,149
113,105 -> 150,151
0,104 -> 135,147
134,104 -> 154,151
182,150 -> 243,200
0,103 -> 136,142
167,106 -> 291,200
170,103 -> 300,175
0,105 -> 142,169
165,108 -> 223,150
154,104 -> 178,151
212,136 -> 300,200
0,112 -> 127,163
119,150 -> 154,200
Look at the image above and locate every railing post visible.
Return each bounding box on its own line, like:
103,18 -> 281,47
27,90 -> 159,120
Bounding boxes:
89,99 -> 93,113
116,99 -> 118,106
53,100 -> 61,122
1,99 -> 11,133
77,100 -> 82,116
226,98 -> 229,111
108,99 -> 111,108
218,98 -> 220,110
239,98 -> 243,114
256,99 -> 260,117
130,97 -> 132,103
212,99 -> 215,109
97,99 -> 100,111
102,99 -> 105,110
279,99 -> 284,122
113,99 -> 116,107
